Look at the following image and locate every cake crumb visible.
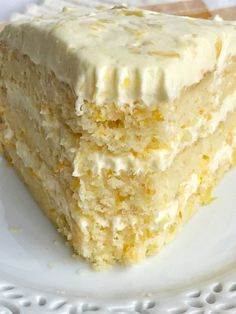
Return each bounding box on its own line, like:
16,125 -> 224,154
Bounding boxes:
8,226 -> 23,234
53,239 -> 59,246
72,253 -> 80,260
47,262 -> 56,269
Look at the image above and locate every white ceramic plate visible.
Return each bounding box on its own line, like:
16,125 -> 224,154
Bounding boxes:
1,1 -> 236,313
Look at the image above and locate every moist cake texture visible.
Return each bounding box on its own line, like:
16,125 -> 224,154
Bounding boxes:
0,6 -> 236,269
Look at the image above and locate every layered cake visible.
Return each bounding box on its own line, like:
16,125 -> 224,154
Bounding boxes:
0,6 -> 236,269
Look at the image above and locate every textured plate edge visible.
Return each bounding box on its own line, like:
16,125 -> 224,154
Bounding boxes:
1,275 -> 236,313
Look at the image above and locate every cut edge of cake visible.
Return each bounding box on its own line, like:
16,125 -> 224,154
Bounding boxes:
0,8 -> 236,269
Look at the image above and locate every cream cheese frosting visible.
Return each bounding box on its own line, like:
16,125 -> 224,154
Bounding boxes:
14,133 -> 234,236
5,78 -> 236,175
6,79 -> 236,175
2,6 -> 236,110
73,88 -> 236,175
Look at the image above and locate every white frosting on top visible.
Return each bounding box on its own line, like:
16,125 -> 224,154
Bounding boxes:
2,6 -> 236,109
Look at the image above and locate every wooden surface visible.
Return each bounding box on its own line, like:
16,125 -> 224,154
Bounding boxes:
144,0 -> 236,19
145,0 -> 211,18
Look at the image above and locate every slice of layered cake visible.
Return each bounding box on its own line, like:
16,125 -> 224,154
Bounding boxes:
1,6 -> 236,269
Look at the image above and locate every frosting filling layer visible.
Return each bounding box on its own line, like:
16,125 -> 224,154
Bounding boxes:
4,79 -> 236,175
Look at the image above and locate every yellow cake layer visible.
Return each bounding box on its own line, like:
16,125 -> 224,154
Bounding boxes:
2,124 -> 235,269
1,63 -> 236,215
1,76 -> 236,268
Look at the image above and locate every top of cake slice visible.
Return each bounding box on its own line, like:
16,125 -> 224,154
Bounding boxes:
1,6 -> 236,111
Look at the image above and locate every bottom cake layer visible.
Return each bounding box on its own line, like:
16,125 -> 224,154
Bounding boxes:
1,110 -> 236,269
